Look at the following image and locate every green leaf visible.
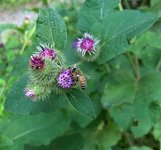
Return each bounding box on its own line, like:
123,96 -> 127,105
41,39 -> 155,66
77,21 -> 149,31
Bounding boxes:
109,103 -> 134,130
5,75 -> 67,114
67,103 -> 93,128
94,11 -> 157,64
98,121 -> 121,147
101,72 -> 136,107
78,0 -> 119,32
79,0 -> 157,63
0,135 -> 14,147
102,72 -> 161,136
144,31 -> 161,49
67,88 -> 95,119
36,8 -> 67,49
109,55 -> 132,72
81,121 -> 114,150
0,111 -> 70,148
129,146 -> 153,150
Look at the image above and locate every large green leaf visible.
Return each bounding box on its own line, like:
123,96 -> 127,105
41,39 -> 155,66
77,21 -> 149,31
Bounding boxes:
80,121 -> 118,150
67,88 -> 95,119
102,72 -> 161,137
36,8 -> 67,49
129,146 -> 153,150
93,11 -> 157,64
79,0 -> 157,64
101,71 -> 136,107
97,121 -> 121,147
67,102 -> 93,128
109,103 -> 134,130
78,0 -> 119,32
5,75 -> 67,114
0,111 -> 70,149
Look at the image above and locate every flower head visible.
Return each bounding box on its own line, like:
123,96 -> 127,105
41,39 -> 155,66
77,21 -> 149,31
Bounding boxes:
24,89 -> 36,99
30,55 -> 44,70
57,69 -> 74,89
75,33 -> 100,56
39,46 -> 56,60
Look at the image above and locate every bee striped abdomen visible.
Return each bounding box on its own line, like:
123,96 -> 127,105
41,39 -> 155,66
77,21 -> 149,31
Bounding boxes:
70,65 -> 87,90
79,76 -> 86,90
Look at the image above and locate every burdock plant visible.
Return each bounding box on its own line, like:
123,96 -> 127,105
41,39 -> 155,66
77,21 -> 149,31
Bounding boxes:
25,44 -> 66,100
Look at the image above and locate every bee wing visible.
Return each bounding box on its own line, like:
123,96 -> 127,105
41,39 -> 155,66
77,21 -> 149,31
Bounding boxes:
85,74 -> 94,80
69,62 -> 82,68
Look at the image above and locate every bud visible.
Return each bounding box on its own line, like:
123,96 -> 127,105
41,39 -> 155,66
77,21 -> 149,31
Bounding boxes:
26,43 -> 67,98
57,69 -> 74,89
30,59 -> 59,86
37,44 -> 65,66
25,15 -> 31,21
24,82 -> 52,101
28,44 -> 66,88
29,55 -> 44,70
73,33 -> 100,61
24,89 -> 36,100
39,46 -> 56,60
24,15 -> 31,25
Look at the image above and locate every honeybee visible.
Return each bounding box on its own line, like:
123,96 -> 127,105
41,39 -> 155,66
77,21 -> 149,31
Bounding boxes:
71,65 -> 86,90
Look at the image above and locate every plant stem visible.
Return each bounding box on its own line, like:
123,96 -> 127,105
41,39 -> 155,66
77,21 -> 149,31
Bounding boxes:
20,25 -> 36,55
126,52 -> 141,80
118,1 -> 123,11
123,131 -> 133,147
133,55 -> 141,80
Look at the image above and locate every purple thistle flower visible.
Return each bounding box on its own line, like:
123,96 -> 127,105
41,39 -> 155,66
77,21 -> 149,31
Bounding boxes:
25,89 -> 36,99
39,47 -> 56,60
57,69 -> 74,89
30,55 -> 44,70
75,33 -> 100,56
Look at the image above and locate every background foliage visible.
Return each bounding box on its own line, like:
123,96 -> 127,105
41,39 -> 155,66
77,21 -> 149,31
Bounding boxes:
1,0 -> 161,149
